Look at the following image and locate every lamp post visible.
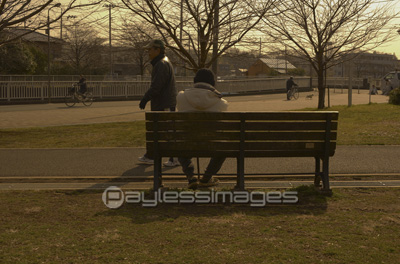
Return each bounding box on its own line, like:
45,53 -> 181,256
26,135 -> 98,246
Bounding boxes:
325,42 -> 332,108
66,15 -> 77,38
60,8 -> 63,39
212,0 -> 219,79
47,3 -> 61,103
104,4 -> 114,77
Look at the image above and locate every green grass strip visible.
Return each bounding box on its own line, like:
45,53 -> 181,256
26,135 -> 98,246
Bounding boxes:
0,121 -> 146,148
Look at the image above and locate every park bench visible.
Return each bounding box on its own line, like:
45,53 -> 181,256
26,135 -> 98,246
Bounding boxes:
146,111 -> 339,193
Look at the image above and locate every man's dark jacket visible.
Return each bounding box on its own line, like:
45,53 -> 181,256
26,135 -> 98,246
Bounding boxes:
142,53 -> 177,111
286,78 -> 296,91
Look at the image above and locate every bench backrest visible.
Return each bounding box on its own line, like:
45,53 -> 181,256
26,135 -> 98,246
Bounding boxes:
146,111 -> 339,158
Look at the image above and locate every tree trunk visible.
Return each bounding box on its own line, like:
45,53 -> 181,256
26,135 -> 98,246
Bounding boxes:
317,68 -> 325,109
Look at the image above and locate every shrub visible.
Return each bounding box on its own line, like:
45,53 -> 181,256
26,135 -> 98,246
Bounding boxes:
389,88 -> 400,105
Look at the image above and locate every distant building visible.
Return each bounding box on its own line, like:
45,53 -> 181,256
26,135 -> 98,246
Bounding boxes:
333,51 -> 399,78
217,52 -> 257,76
2,28 -> 64,60
248,58 -> 296,76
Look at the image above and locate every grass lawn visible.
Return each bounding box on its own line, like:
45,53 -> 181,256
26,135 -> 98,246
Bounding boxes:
0,121 -> 146,148
328,103 -> 400,145
1,103 -> 400,148
0,187 -> 399,263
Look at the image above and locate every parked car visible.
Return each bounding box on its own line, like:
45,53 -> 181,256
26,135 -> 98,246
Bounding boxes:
382,71 -> 400,95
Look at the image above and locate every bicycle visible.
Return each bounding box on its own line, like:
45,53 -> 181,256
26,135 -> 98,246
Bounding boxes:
65,83 -> 93,107
288,84 -> 299,100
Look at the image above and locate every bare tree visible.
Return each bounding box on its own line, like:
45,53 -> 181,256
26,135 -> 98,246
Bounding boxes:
116,20 -> 155,75
259,0 -> 398,109
0,0 -> 103,46
62,24 -> 106,74
121,0 -> 275,72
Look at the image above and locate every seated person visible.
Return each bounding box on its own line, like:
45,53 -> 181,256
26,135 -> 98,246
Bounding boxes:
370,85 -> 378,95
176,68 -> 228,189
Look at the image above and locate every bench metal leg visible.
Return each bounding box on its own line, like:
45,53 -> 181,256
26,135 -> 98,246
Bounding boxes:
315,157 -> 332,195
196,157 -> 201,179
322,157 -> 331,191
153,156 -> 162,191
235,156 -> 245,190
314,157 -> 321,187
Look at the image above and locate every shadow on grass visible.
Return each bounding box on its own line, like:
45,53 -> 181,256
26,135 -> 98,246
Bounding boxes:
94,185 -> 328,224
85,165 -> 180,190
124,163 -> 185,177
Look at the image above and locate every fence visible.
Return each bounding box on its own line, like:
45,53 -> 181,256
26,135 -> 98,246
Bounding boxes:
0,76 -> 364,102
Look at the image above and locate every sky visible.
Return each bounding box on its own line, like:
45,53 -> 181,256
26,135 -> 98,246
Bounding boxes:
58,0 -> 400,58
375,34 -> 400,57
373,1 -> 400,56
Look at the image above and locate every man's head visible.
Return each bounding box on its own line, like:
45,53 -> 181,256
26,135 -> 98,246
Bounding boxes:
194,68 -> 216,86
144,39 -> 165,60
290,76 -> 293,80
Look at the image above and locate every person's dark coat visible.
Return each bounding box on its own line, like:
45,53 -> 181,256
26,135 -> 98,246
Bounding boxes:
78,77 -> 87,94
286,78 -> 296,91
142,53 -> 177,111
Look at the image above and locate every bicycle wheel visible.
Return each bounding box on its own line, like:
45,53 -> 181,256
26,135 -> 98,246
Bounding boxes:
82,92 -> 93,107
65,94 -> 77,107
289,90 -> 295,100
292,88 -> 299,100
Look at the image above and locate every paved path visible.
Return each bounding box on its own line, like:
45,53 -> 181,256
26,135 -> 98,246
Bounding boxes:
0,90 -> 388,129
1,146 -> 399,177
1,145 -> 399,190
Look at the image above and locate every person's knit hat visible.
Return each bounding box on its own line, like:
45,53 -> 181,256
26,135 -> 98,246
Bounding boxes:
194,68 -> 216,86
144,39 -> 165,49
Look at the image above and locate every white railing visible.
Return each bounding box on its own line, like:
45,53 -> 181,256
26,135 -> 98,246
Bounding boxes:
0,77 -> 365,102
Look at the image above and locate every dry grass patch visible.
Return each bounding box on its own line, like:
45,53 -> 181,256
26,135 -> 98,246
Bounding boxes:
0,187 -> 399,263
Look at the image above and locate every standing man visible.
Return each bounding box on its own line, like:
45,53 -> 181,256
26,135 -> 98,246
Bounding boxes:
286,76 -> 297,100
138,39 -> 178,166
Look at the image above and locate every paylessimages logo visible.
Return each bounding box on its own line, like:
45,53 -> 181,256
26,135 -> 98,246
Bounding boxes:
102,186 -> 298,209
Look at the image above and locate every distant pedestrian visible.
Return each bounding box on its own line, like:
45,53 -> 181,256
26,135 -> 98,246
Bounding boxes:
138,39 -> 178,166
370,84 -> 378,95
383,79 -> 392,95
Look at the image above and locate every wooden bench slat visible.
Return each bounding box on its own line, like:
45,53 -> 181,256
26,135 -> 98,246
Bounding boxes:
146,121 -> 241,131
146,111 -> 339,121
245,121 -> 338,131
146,121 -> 338,131
146,131 -> 337,141
148,150 -> 334,158
239,151 -> 336,157
147,141 -> 336,152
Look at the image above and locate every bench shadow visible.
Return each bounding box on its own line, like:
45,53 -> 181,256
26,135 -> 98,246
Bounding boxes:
121,165 -> 154,177
85,165 -> 181,190
95,185 -> 328,223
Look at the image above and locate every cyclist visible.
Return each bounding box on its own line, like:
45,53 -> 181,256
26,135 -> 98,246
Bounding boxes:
77,75 -> 87,96
286,76 -> 297,100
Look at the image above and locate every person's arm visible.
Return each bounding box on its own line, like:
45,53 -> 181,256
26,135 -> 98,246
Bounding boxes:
140,61 -> 171,108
